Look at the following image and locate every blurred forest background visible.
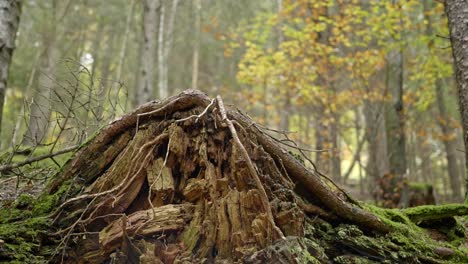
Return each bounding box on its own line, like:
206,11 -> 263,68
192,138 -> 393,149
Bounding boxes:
0,0 -> 466,205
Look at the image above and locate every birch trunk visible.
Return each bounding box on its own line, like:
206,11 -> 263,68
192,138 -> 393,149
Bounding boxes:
136,0 -> 159,106
0,0 -> 22,137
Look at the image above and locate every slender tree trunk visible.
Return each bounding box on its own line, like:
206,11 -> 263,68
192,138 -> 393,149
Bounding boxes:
437,79 -> 463,201
315,112 -> 330,174
419,0 -> 462,201
159,0 -> 179,98
116,0 -> 135,86
330,111 -> 340,183
384,42 -> 407,207
157,1 -> 166,98
445,0 -> 468,202
385,54 -> 406,176
11,52 -> 41,147
0,0 -> 22,138
95,32 -> 117,124
23,3 -> 59,146
136,0 -> 158,106
417,135 -> 433,184
23,44 -> 58,146
191,0 -> 201,90
280,94 -> 290,131
276,0 -> 290,131
363,97 -> 389,191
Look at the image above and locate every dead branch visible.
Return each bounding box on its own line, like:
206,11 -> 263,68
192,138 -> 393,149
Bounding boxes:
0,145 -> 79,173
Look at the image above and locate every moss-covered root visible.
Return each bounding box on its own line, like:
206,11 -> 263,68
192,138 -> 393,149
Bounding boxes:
402,204 -> 468,223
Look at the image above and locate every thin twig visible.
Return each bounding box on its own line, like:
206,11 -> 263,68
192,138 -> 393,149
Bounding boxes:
175,98 -> 215,123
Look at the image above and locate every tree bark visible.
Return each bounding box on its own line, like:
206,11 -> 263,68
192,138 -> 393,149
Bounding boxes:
445,0 -> 468,202
136,0 -> 159,106
0,0 -> 22,137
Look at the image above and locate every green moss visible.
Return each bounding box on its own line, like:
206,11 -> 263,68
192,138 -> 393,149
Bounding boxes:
14,193 -> 34,209
334,255 -> 378,264
408,182 -> 432,191
290,238 -> 322,264
401,204 -> 468,223
32,195 -> 58,215
363,204 -> 468,263
32,179 -> 80,216
0,208 -> 32,224
365,204 -> 414,229
288,151 -> 305,165
0,215 -> 50,263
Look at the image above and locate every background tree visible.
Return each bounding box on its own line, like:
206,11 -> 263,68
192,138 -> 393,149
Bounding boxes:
445,0 -> 468,202
136,0 -> 159,105
0,0 -> 22,137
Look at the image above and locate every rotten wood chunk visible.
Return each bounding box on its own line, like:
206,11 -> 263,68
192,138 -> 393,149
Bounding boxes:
147,158 -> 174,206
182,178 -> 207,202
99,203 -> 194,255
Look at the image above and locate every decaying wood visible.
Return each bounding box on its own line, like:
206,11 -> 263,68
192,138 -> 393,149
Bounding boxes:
99,204 -> 194,255
45,90 -> 398,263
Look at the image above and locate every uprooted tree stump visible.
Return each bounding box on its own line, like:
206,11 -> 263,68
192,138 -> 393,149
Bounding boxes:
1,90 -> 468,263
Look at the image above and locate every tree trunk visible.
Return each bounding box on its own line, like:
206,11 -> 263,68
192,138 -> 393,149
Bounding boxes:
157,0 -> 166,98
96,32 -> 117,123
23,6 -> 59,146
191,0 -> 201,90
315,113 -> 330,174
136,0 -> 159,106
330,88 -> 341,183
192,0 -> 201,89
0,0 -> 22,137
363,97 -> 389,194
158,0 -> 179,99
384,36 -> 407,207
23,46 -> 58,146
437,79 -> 463,201
445,0 -> 468,202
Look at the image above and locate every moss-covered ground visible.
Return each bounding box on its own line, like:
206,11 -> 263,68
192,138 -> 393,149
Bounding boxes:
0,179 -> 82,263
